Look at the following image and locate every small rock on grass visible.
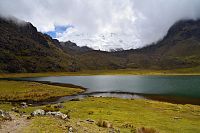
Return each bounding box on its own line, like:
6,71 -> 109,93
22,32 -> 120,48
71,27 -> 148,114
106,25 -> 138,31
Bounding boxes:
0,110 -> 12,121
86,119 -> 95,124
31,109 -> 45,116
174,116 -> 182,120
31,109 -> 68,120
20,102 -> 28,108
68,126 -> 73,133
54,103 -> 64,109
11,107 -> 20,113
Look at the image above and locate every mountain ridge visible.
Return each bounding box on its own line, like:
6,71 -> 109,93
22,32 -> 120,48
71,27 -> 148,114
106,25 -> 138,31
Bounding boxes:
0,17 -> 200,72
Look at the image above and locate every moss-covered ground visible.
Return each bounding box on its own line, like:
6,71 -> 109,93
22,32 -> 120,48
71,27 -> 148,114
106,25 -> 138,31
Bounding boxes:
0,80 -> 83,101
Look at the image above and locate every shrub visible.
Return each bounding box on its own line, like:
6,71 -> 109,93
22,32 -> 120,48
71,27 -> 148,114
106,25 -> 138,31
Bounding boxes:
88,111 -> 94,115
42,105 -> 59,112
137,127 -> 159,133
96,119 -> 112,128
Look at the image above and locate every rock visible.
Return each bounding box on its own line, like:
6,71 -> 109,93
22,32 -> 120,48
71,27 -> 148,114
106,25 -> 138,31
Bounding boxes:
61,114 -> 68,120
31,109 -> 68,120
28,104 -> 32,106
105,121 -> 113,128
0,110 -> 12,120
76,121 -> 81,126
11,107 -> 20,113
55,111 -> 63,117
174,117 -> 182,120
46,111 -> 68,120
54,103 -> 64,109
31,109 -> 45,116
46,111 -> 55,115
109,128 -> 115,133
86,119 -> 95,123
97,119 -> 113,128
46,111 -> 61,116
27,116 -> 32,119
121,123 -> 134,128
20,102 -> 28,108
68,126 -> 73,133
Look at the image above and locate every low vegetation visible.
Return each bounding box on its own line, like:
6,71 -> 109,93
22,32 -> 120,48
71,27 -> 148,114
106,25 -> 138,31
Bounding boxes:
1,97 -> 199,133
0,70 -> 199,132
0,67 -> 200,79
0,80 -> 83,101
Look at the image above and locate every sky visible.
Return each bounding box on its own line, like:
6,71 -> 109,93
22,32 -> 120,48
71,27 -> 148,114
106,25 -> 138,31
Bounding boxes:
1,0 -> 200,51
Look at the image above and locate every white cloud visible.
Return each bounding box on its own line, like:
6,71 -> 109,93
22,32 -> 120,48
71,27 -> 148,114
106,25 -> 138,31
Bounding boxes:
1,0 -> 200,50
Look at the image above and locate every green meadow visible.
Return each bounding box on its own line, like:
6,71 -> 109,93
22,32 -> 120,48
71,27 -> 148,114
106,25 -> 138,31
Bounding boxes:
1,97 -> 200,133
0,70 -> 200,133
0,80 -> 83,101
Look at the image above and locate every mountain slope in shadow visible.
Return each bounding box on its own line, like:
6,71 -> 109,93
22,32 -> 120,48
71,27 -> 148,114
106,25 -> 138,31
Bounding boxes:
0,17 -> 200,72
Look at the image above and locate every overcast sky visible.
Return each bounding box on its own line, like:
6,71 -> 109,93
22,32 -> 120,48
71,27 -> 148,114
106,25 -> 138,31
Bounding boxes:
1,0 -> 200,50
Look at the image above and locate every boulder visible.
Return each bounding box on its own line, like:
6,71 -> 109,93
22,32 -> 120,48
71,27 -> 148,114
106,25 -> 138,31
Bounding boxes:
31,110 -> 68,120
31,109 -> 45,116
20,102 -> 28,108
46,111 -> 68,120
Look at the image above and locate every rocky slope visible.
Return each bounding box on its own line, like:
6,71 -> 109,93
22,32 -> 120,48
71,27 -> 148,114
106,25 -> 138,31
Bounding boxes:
0,17 -> 75,72
127,19 -> 200,69
0,17 -> 200,72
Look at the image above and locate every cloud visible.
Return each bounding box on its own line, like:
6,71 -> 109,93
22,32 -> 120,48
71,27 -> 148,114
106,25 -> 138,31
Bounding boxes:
1,0 -> 200,50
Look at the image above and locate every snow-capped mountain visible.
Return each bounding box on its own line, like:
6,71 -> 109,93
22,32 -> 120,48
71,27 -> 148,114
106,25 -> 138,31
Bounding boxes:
57,31 -> 142,51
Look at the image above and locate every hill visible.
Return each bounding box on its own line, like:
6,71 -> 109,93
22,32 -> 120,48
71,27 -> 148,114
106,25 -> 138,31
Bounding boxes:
0,17 -> 75,72
0,17 -> 200,72
128,19 -> 200,69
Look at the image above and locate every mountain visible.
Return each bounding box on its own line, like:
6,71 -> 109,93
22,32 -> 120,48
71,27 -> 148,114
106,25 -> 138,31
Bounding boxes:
0,17 -> 75,72
70,19 -> 200,70
0,17 -> 200,73
62,32 -> 141,51
128,19 -> 200,69
60,41 -> 93,55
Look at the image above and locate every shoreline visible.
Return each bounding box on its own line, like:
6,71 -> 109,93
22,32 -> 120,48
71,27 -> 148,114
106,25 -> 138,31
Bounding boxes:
0,78 -> 87,104
1,78 -> 200,106
1,69 -> 200,78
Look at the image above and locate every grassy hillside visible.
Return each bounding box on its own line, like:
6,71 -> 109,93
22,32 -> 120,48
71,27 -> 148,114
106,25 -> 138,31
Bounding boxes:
126,19 -> 200,69
1,97 -> 200,133
0,17 -> 73,73
62,19 -> 200,71
1,17 -> 200,73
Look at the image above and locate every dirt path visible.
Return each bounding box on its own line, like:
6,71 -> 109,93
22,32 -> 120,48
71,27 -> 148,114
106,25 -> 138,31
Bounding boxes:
0,112 -> 31,133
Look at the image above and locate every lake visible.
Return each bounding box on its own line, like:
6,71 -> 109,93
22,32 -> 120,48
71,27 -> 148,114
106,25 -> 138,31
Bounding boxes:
22,75 -> 200,100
